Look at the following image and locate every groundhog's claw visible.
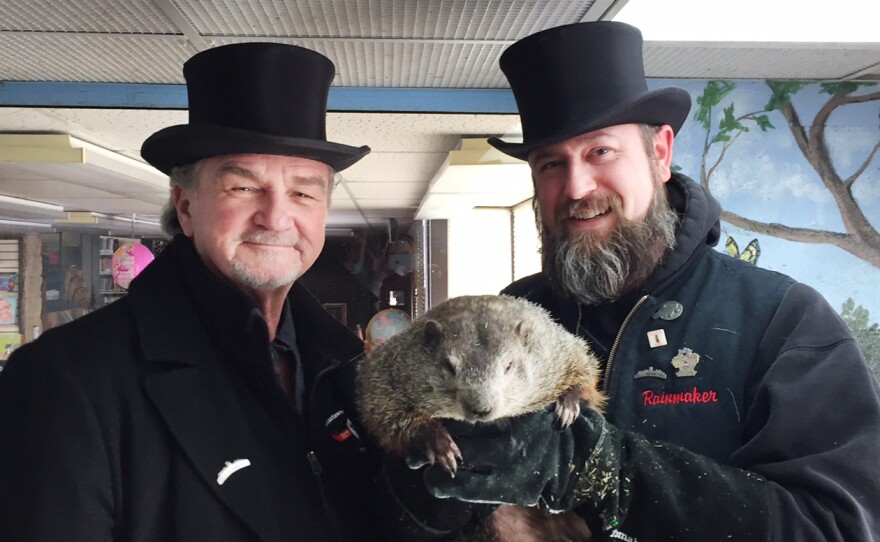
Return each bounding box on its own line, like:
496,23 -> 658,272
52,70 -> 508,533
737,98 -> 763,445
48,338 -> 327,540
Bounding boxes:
427,439 -> 461,476
413,421 -> 462,476
555,386 -> 583,429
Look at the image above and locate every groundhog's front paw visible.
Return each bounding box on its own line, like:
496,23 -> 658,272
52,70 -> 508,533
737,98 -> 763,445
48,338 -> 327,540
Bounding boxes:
554,385 -> 583,429
412,421 -> 462,476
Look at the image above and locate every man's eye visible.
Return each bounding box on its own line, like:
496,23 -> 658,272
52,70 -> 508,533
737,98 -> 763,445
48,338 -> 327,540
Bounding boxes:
593,147 -> 610,156
231,186 -> 253,192
540,160 -> 563,172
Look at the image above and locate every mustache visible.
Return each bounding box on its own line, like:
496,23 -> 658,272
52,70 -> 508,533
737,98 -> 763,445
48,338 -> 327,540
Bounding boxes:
561,194 -> 624,222
241,232 -> 301,247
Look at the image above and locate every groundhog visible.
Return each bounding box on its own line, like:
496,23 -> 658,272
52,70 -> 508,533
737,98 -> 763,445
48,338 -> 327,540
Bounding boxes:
356,294 -> 605,542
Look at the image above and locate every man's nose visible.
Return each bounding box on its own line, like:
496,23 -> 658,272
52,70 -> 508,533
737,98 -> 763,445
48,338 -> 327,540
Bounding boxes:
562,162 -> 598,201
254,191 -> 295,230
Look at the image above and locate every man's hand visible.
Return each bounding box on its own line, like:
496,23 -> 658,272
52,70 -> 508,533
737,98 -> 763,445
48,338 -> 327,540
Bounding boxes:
421,407 -> 626,531
381,453 -> 496,539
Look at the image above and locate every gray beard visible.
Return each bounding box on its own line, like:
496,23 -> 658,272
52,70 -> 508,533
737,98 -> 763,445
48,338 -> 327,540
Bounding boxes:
537,186 -> 679,306
229,258 -> 301,291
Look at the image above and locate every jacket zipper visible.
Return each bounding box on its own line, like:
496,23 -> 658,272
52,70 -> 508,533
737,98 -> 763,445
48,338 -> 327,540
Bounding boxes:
602,294 -> 650,392
304,353 -> 364,537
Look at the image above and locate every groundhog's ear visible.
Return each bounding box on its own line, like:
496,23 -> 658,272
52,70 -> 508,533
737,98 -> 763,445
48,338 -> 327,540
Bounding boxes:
422,320 -> 444,351
514,321 -> 531,341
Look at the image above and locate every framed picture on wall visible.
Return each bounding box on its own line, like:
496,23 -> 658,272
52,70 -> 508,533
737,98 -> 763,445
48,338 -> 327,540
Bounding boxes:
0,292 -> 18,325
323,303 -> 348,326
0,274 -> 17,292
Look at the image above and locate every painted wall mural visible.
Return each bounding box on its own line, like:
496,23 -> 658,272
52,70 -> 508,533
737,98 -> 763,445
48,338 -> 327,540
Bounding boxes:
656,79 -> 880,377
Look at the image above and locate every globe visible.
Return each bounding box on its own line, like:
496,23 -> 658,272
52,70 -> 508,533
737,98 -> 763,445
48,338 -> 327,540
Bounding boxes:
365,308 -> 411,350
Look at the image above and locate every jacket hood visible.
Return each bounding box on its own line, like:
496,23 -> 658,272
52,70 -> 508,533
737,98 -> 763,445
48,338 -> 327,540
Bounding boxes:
645,173 -> 722,294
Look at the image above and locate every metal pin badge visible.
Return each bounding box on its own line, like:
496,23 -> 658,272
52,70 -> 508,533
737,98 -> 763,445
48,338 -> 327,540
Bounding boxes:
671,347 -> 701,377
634,366 -> 668,380
652,300 -> 684,321
647,329 -> 668,348
217,458 -> 251,486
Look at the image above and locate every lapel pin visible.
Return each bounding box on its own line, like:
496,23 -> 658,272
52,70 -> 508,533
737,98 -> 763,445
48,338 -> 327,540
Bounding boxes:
652,300 -> 684,321
647,329 -> 668,348
217,458 -> 252,486
634,366 -> 668,380
671,348 -> 701,377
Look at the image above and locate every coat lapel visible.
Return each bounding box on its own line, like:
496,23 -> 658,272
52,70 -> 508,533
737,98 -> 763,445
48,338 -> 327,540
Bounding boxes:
142,366 -> 281,542
128,246 -> 281,542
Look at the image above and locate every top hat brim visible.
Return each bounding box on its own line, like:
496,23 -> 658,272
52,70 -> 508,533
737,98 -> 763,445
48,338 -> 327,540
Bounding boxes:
488,87 -> 691,161
142,123 -> 371,175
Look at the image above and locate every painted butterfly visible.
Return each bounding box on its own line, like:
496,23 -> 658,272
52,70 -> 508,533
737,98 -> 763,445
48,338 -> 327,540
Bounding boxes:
725,236 -> 760,264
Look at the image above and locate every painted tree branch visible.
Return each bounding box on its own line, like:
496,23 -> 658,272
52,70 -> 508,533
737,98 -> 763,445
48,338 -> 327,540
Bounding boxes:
699,81 -> 880,268
719,210 -> 878,267
701,109 -> 764,189
846,141 -> 880,188
776,89 -> 880,266
704,131 -> 745,188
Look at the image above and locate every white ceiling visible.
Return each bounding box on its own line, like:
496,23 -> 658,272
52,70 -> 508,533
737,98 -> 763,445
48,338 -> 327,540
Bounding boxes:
1,0 -> 879,235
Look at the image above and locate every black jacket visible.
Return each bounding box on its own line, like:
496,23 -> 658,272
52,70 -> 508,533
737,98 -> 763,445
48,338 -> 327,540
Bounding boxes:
0,235 -> 387,542
503,174 -> 880,541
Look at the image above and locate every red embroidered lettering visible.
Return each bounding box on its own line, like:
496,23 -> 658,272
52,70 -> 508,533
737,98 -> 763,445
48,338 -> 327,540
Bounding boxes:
331,428 -> 353,442
642,387 -> 719,407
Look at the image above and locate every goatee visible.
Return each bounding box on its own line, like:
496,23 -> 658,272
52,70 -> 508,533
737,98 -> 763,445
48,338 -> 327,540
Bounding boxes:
537,184 -> 679,306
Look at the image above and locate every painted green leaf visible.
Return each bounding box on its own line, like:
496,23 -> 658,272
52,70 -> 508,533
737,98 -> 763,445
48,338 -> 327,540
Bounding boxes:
765,81 -> 806,111
755,114 -> 774,131
719,104 -> 747,133
820,81 -> 876,95
695,81 -> 736,129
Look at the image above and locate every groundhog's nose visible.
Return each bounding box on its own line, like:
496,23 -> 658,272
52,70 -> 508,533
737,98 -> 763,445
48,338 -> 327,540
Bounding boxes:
466,404 -> 493,419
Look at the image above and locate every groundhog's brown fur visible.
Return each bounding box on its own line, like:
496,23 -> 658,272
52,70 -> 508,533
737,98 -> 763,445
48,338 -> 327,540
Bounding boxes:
356,294 -> 605,542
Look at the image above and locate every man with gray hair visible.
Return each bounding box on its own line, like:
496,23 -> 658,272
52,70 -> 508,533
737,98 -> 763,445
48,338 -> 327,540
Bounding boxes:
0,42 -> 412,541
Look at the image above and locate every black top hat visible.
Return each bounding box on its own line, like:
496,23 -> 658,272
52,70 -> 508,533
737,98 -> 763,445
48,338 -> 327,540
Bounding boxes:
489,21 -> 691,160
141,42 -> 370,174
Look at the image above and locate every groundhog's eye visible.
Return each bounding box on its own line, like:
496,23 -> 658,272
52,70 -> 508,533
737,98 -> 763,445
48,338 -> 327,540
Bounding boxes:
442,358 -> 456,376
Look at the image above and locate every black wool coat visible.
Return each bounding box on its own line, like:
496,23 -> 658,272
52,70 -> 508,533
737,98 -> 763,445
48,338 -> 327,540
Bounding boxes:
0,236 -> 387,542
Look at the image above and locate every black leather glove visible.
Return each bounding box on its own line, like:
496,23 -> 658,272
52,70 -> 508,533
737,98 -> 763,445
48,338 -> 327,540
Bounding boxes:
380,453 -> 496,540
422,406 -> 628,532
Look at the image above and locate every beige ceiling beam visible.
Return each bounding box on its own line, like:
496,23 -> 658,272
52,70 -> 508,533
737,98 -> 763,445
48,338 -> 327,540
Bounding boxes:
0,134 -> 85,164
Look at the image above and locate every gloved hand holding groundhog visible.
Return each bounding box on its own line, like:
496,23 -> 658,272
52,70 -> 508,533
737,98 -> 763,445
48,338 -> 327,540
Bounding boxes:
422,405 -> 629,541
381,405 -> 625,541
420,406 -> 624,529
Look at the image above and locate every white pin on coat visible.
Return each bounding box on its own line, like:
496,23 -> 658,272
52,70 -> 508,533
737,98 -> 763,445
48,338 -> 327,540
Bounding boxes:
217,459 -> 252,486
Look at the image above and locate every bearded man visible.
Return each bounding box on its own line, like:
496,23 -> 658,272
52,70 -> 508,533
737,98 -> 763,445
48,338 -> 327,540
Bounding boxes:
387,21 -> 880,542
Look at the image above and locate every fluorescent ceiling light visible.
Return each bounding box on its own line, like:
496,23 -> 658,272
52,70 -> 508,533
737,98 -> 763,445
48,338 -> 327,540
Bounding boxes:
614,0 -> 880,43
416,139 -> 533,220
0,194 -> 64,212
56,212 -> 161,228
326,227 -> 354,237
96,213 -> 161,227
69,137 -> 168,190
0,218 -> 52,228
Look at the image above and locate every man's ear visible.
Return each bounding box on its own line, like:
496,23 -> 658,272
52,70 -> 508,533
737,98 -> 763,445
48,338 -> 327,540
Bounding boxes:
653,125 -> 675,183
172,185 -> 194,236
